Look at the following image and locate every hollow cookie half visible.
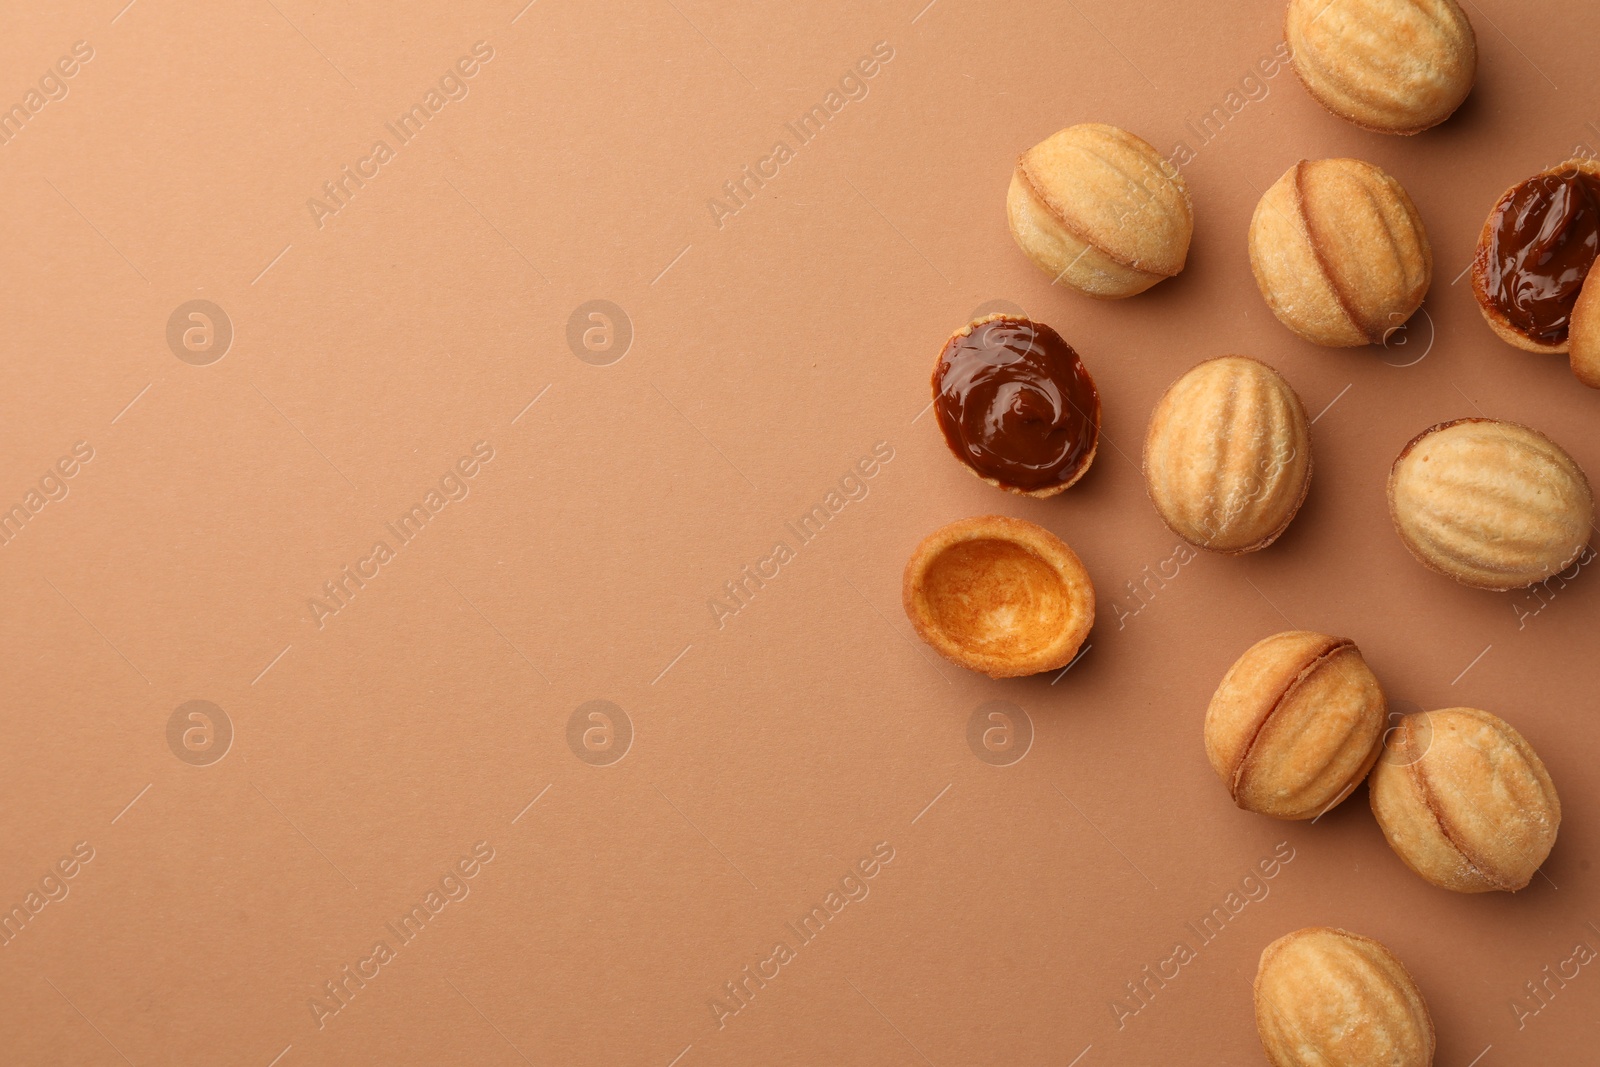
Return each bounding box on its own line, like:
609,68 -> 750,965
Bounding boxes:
902,515 -> 1093,678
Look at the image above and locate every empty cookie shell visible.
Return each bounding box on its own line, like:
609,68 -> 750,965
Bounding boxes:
902,515 -> 1094,678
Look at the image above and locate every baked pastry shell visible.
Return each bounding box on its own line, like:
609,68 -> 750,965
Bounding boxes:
932,314 -> 1100,499
902,515 -> 1094,679
1561,268 -> 1600,385
1006,123 -> 1192,299
1572,268 -> 1600,386
1248,158 -> 1432,347
1470,157 -> 1600,355
1204,630 -> 1385,820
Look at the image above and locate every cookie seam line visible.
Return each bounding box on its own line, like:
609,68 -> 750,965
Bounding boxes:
1403,716 -> 1514,891
1229,636 -> 1351,807
1017,157 -> 1180,279
1293,160 -> 1382,344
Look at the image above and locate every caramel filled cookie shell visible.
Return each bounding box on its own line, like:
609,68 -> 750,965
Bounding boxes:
1471,158 -> 1600,354
932,315 -> 1100,497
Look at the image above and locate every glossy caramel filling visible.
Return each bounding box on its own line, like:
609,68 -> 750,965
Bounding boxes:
1481,168 -> 1600,344
933,317 -> 1099,491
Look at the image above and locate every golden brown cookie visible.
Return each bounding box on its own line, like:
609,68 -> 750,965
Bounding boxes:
1571,268 -> 1600,387
902,515 -> 1093,678
1204,631 -> 1386,820
1471,157 -> 1600,354
1249,158 -> 1432,347
1006,123 -> 1192,299
1369,707 -> 1560,893
1255,927 -> 1434,1067
1286,0 -> 1476,135
1143,356 -> 1312,553
1387,419 -> 1593,590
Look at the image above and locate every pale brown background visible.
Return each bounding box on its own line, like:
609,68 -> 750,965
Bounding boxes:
2,0 -> 1598,1064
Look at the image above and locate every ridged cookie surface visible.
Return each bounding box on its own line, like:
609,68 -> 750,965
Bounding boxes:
1255,927 -> 1434,1067
1007,123 -> 1192,298
1287,0 -> 1476,134
1204,631 -> 1385,820
1388,418 -> 1592,590
1370,707 -> 1560,893
1249,158 -> 1432,346
1144,355 -> 1311,553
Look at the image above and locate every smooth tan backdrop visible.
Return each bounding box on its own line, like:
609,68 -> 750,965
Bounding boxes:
2,1 -> 1598,1064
